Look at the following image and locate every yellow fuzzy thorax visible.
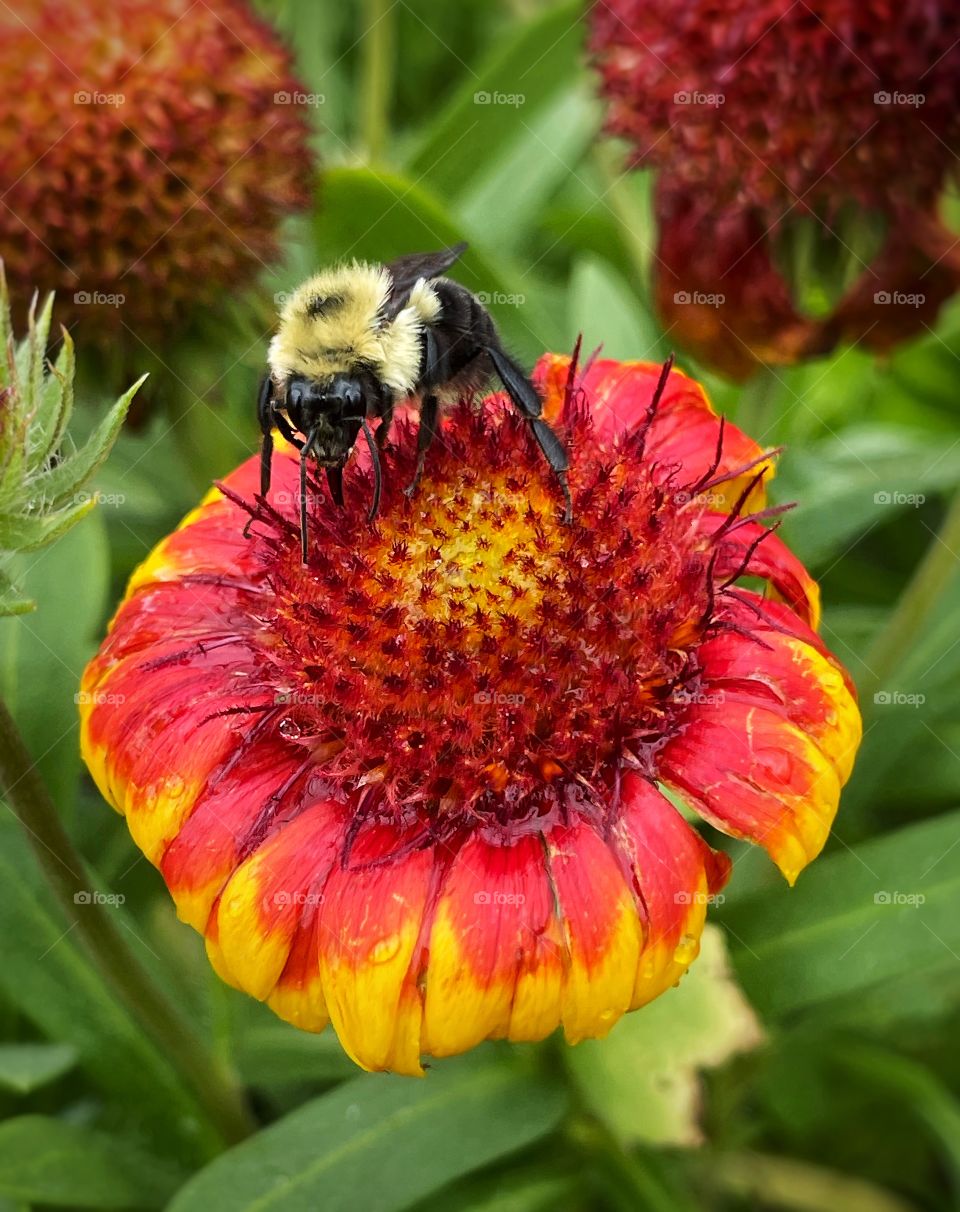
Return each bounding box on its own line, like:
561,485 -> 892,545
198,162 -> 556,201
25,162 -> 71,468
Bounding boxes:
267,261 -> 441,395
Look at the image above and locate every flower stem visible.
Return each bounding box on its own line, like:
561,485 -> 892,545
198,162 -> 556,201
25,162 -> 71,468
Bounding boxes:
861,485 -> 960,708
0,693 -> 254,1145
359,0 -> 394,164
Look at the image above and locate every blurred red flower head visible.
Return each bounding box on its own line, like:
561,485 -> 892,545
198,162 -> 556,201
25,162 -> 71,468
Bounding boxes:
0,0 -> 312,343
591,0 -> 960,376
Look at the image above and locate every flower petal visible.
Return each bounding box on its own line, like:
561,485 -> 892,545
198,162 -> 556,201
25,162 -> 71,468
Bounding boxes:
611,774 -> 731,1007
317,825 -> 433,1076
660,594 -> 861,883
544,817 -> 643,1043
421,832 -> 565,1056
535,353 -> 772,511
212,801 -> 345,1015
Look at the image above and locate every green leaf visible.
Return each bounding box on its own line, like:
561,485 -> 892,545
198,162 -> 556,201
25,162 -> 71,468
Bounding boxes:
565,926 -> 763,1147
775,426 -> 960,567
233,1023 -> 357,1088
568,255 -> 666,363
720,809 -> 960,1021
0,838 -> 222,1162
0,1116 -> 179,1208
0,1043 -> 77,1094
311,167 -> 555,359
32,329 -> 75,474
457,86 -> 599,250
0,566 -> 33,616
27,373 -> 147,507
169,1060 -> 568,1212
406,0 -> 584,202
0,494 -> 94,551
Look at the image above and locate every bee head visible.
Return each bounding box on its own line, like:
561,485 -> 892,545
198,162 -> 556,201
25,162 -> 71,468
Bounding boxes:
284,374 -> 366,466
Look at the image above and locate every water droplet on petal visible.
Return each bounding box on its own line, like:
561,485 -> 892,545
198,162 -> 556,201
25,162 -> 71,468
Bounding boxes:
278,716 -> 301,740
672,932 -> 699,966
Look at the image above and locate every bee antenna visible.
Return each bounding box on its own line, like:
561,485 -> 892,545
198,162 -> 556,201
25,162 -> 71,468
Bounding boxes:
361,420 -> 382,523
299,427 -> 318,565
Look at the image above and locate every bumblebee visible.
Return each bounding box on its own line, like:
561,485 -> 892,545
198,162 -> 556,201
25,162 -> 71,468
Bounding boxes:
259,242 -> 570,560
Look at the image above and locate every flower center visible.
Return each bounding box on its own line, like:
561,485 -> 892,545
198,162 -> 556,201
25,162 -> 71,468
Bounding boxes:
262,402 -> 712,823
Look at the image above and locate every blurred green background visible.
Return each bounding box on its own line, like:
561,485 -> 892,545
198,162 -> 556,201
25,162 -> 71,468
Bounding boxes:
2,1 -> 960,1209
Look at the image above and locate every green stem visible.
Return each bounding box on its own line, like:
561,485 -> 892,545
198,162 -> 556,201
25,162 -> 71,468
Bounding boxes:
736,362 -> 783,445
359,0 -> 394,164
861,485 -> 960,708
0,694 -> 254,1146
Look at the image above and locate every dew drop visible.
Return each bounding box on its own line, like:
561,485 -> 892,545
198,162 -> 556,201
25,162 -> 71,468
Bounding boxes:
278,716 -> 302,740
672,932 -> 698,966
369,934 -> 401,964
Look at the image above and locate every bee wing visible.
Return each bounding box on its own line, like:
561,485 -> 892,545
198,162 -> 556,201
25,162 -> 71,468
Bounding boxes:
382,242 -> 468,320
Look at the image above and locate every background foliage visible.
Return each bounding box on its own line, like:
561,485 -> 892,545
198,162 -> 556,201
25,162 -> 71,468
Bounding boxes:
1,0 -> 959,1209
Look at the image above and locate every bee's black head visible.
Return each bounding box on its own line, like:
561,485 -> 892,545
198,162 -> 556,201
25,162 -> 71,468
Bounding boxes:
285,374 -> 365,465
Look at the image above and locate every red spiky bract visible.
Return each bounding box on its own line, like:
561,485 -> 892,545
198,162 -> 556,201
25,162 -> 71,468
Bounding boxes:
0,0 -> 312,342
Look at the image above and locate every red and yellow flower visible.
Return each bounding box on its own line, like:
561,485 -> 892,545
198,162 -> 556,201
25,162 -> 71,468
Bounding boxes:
79,355 -> 861,1074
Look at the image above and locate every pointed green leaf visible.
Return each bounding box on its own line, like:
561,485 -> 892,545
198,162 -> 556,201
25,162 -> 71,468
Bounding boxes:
0,494 -> 94,551
0,1043 -> 78,1094
169,1061 -> 568,1212
28,373 -> 147,507
30,328 -> 75,471
0,564 -> 33,616
720,809 -> 960,1020
406,0 -> 584,202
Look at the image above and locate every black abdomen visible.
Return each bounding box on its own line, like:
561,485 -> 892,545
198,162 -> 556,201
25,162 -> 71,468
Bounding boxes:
419,279 -> 497,395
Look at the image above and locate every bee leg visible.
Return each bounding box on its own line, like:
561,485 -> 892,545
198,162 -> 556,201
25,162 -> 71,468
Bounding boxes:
484,345 -> 572,523
404,393 -> 439,497
376,400 -> 394,449
360,420 -> 382,522
257,375 -> 274,497
530,419 -> 573,524
299,427 -> 318,566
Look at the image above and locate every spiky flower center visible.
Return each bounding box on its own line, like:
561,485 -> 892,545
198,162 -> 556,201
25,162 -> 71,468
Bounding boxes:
250,402 -> 713,825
